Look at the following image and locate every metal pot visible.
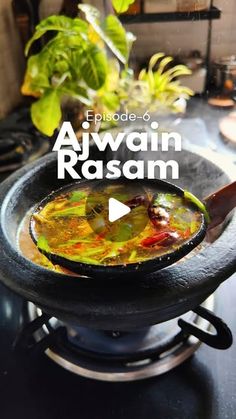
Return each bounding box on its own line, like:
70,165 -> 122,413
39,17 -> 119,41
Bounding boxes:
213,56 -> 236,93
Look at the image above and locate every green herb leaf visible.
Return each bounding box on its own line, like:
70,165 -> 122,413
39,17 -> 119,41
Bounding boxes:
69,191 -> 86,203
31,89 -> 62,137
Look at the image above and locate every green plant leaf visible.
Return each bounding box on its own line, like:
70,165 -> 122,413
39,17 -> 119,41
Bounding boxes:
162,65 -> 192,82
21,54 -> 50,96
132,53 -> 194,113
99,92 -> 120,112
102,15 -> 132,63
156,56 -> 173,74
81,44 -> 107,90
60,83 -> 92,106
25,15 -> 88,55
79,4 -> 134,64
112,0 -> 135,13
148,52 -> 165,70
31,89 -> 62,136
105,58 -> 120,90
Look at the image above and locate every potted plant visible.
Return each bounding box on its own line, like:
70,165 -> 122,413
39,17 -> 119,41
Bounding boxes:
21,2 -> 193,137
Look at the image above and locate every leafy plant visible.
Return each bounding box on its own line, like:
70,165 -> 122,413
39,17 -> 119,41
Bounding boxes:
22,5 -> 134,136
22,3 -> 193,136
120,53 -> 193,113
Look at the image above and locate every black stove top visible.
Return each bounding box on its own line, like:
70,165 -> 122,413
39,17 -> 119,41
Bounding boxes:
0,276 -> 236,419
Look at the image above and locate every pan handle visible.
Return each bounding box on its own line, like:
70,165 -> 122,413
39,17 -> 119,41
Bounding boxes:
178,306 -> 233,350
204,181 -> 236,230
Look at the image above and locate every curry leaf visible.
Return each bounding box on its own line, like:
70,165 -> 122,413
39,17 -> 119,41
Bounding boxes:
69,191 -> 86,202
81,44 -> 107,90
31,89 -> 62,137
112,0 -> 135,13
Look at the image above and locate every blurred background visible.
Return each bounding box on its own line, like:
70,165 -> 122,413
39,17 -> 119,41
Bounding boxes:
0,0 -> 236,177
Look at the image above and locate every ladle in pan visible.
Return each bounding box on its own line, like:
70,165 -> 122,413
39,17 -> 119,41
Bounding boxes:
29,179 -> 236,279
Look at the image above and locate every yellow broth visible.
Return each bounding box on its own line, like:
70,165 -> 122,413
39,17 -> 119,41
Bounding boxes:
29,186 -> 203,267
18,213 -> 77,274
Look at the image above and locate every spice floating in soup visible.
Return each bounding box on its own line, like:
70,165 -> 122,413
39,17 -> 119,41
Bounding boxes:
30,184 -> 204,267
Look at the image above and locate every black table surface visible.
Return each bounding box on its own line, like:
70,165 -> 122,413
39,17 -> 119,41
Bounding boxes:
0,98 -> 236,419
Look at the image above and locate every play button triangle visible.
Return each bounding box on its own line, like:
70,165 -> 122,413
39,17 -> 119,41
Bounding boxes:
108,198 -> 131,223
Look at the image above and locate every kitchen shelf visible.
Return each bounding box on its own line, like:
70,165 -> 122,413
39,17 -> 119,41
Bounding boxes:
120,6 -> 221,24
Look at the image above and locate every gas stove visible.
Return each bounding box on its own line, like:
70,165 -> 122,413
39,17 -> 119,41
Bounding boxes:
17,296 -> 218,381
0,277 -> 236,419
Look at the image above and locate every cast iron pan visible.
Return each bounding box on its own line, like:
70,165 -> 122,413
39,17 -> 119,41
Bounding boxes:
29,178 -> 207,278
0,151 -> 235,329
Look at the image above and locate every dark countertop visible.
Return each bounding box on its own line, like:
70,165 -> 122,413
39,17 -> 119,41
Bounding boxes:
186,97 -> 236,159
0,98 -> 235,419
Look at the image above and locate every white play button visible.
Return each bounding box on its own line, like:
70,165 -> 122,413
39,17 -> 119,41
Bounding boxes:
108,198 -> 131,223
86,181 -> 149,241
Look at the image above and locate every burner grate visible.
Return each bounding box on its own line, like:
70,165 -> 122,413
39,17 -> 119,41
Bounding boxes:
13,295 -> 232,382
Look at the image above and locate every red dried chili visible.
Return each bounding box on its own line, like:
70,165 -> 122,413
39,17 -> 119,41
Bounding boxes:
141,231 -> 179,248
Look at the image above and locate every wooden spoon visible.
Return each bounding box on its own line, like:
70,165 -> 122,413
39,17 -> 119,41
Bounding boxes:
204,181 -> 236,230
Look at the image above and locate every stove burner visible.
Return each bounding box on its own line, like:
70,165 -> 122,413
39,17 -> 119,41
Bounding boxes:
21,296 -> 219,382
0,107 -> 51,174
